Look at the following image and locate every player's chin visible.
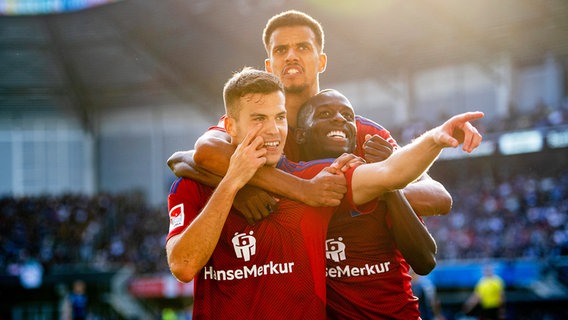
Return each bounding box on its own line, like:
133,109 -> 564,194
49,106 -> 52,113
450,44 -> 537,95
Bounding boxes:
264,153 -> 282,167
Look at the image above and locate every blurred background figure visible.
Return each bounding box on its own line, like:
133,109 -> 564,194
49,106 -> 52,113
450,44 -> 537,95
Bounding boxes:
463,265 -> 505,320
62,280 -> 89,320
410,268 -> 446,320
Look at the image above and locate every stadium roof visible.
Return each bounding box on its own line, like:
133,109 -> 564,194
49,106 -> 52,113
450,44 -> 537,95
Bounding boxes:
1,0 -> 567,129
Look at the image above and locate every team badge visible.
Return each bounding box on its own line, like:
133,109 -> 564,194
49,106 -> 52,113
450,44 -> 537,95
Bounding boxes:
326,237 -> 346,262
232,231 -> 256,261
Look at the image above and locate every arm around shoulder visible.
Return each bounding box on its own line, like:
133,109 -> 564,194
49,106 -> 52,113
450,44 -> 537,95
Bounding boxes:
193,129 -> 234,177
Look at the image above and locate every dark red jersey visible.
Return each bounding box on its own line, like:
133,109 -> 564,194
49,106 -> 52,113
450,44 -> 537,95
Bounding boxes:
325,203 -> 420,319
167,158 -> 365,320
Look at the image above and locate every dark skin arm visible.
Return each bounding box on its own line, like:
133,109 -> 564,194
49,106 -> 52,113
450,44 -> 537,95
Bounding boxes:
362,134 -> 441,274
383,190 -> 437,275
330,149 -> 438,274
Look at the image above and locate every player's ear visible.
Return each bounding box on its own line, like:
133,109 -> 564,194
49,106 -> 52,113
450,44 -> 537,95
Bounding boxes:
295,127 -> 307,145
318,53 -> 327,73
225,117 -> 238,138
265,59 -> 272,73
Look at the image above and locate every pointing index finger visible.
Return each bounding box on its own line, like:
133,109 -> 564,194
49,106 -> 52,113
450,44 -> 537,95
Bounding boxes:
240,123 -> 263,147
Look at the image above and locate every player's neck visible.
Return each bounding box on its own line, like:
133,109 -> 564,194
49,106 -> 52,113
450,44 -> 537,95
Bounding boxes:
285,88 -> 319,128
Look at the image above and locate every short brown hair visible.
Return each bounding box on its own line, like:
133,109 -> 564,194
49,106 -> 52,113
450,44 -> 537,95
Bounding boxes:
262,10 -> 325,54
223,67 -> 284,118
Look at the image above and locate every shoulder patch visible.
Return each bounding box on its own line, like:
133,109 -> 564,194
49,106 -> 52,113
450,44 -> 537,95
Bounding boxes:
169,203 -> 184,231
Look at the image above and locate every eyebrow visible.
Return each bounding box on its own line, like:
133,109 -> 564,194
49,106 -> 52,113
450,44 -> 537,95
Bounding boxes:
249,111 -> 287,118
296,41 -> 313,49
273,41 -> 312,50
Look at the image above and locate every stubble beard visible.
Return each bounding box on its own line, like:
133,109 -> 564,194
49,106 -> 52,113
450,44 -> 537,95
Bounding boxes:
285,83 -> 309,95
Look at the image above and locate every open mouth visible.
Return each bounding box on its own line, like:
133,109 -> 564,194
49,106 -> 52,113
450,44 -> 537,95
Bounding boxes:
327,130 -> 347,140
283,65 -> 302,76
264,141 -> 280,149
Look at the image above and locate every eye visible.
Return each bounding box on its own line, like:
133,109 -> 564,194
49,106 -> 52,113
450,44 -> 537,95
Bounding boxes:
276,114 -> 287,121
317,111 -> 331,118
342,112 -> 354,121
274,46 -> 287,55
298,43 -> 311,51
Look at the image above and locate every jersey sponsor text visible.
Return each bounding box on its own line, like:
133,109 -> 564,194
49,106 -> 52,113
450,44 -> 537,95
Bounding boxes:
326,261 -> 391,278
203,261 -> 295,281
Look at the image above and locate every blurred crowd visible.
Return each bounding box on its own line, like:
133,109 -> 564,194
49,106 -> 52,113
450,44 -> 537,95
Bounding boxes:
427,169 -> 568,260
0,191 -> 169,276
391,100 -> 568,145
1,101 -> 567,277
1,168 -> 565,277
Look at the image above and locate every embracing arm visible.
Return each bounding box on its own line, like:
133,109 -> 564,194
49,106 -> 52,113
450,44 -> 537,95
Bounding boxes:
384,190 -> 437,275
174,129 -> 346,207
169,150 -> 223,187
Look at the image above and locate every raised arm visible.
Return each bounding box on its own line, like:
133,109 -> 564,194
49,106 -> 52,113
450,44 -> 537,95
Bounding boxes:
351,112 -> 483,205
362,134 -> 452,216
384,190 -> 437,275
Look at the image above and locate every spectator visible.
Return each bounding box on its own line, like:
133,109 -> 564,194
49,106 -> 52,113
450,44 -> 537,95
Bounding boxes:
62,280 -> 89,320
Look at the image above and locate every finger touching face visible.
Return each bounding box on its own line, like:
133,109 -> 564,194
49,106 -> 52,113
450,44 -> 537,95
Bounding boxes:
230,91 -> 287,167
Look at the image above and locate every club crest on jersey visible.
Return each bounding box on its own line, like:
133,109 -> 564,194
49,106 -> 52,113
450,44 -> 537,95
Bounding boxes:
232,231 -> 256,262
169,204 -> 184,231
326,237 -> 346,262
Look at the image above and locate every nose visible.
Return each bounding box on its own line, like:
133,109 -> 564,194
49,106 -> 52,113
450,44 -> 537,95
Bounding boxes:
285,48 -> 299,62
331,111 -> 348,123
264,118 -> 279,134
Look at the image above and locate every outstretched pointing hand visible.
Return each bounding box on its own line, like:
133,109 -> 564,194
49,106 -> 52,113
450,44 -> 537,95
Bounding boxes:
434,111 -> 484,153
226,124 -> 267,190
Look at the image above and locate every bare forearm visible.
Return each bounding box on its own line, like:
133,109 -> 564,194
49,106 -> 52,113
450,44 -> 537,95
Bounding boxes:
192,130 -> 344,207
403,175 -> 452,216
193,131 -> 309,200
170,150 -> 223,188
168,150 -> 198,178
166,178 -> 241,282
167,188 -> 237,281
385,190 -> 437,275
249,166 -> 308,201
251,166 -> 346,207
193,131 -> 234,177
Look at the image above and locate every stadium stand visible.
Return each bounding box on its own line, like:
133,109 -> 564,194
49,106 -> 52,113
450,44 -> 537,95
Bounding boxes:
1,0 -> 567,318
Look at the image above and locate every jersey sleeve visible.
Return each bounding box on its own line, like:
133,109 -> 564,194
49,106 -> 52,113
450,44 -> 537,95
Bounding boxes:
355,115 -> 400,157
208,115 -> 228,132
166,178 -> 209,242
343,164 -> 378,214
